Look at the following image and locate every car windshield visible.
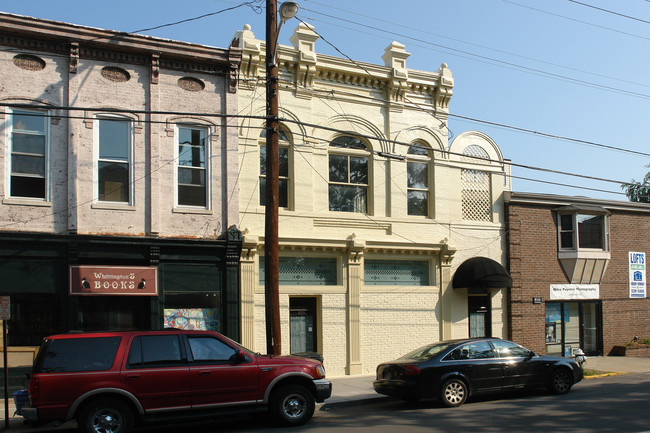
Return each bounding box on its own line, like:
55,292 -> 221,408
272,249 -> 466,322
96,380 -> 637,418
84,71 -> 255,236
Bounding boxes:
399,342 -> 457,360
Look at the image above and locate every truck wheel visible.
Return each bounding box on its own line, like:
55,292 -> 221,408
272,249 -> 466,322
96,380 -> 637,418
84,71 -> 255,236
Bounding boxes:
270,384 -> 315,426
78,398 -> 134,433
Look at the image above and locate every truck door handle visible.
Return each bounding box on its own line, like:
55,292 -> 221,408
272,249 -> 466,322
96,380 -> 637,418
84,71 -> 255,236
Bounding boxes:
125,374 -> 140,380
197,371 -> 211,376
261,367 -> 273,372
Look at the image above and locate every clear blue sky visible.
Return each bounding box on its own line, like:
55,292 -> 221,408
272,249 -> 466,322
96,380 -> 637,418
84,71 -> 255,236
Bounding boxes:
3,0 -> 649,201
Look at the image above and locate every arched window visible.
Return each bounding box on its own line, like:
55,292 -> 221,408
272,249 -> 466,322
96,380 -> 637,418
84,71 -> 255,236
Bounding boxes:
259,127 -> 291,208
328,135 -> 369,213
407,141 -> 431,216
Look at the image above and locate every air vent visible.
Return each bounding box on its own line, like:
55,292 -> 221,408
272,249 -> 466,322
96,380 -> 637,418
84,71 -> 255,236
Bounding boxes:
13,54 -> 46,71
101,66 -> 131,82
178,77 -> 205,92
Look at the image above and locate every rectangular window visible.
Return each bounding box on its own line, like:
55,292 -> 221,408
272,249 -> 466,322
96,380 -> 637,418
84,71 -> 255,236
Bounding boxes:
97,117 -> 131,203
407,161 -> 428,216
559,214 -> 574,249
177,126 -> 208,207
558,213 -> 605,250
364,260 -> 430,286
33,337 -> 121,373
328,154 -> 368,213
577,214 -> 603,249
259,145 -> 289,207
260,257 -> 337,285
461,169 -> 492,221
9,109 -> 48,199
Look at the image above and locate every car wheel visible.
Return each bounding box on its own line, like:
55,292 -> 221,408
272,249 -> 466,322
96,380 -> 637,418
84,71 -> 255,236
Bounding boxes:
270,384 -> 315,426
78,398 -> 134,433
440,378 -> 468,407
549,368 -> 573,394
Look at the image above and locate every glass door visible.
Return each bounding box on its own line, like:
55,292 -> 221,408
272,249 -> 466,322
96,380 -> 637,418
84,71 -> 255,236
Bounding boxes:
581,302 -> 601,356
289,297 -> 317,354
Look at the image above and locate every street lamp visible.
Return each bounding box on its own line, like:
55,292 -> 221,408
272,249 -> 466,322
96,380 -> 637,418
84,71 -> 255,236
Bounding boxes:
265,1 -> 298,356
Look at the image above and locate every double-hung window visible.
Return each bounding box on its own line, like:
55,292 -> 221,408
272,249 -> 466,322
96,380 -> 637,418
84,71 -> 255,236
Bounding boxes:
97,116 -> 131,203
8,109 -> 48,199
259,128 -> 290,208
177,126 -> 208,208
328,135 -> 369,213
407,142 -> 431,216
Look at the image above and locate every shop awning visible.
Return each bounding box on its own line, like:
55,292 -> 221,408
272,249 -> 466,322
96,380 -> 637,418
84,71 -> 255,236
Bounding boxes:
452,257 -> 512,289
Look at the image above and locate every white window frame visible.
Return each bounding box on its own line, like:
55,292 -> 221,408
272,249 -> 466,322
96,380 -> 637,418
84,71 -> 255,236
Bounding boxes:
94,114 -> 134,204
175,124 -> 211,209
558,212 -> 609,252
328,135 -> 371,214
6,107 -> 50,201
406,141 -> 432,217
259,126 -> 292,209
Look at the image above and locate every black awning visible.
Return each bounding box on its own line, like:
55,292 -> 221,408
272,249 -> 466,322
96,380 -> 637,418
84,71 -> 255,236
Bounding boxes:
452,256 -> 512,289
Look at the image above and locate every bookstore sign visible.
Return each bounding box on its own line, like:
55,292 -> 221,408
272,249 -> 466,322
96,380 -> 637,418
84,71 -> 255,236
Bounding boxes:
69,265 -> 158,296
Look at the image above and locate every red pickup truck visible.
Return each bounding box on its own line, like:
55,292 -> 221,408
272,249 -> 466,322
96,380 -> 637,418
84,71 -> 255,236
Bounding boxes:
21,329 -> 331,433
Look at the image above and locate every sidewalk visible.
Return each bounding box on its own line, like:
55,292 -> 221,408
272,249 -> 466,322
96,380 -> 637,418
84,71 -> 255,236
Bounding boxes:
1,356 -> 648,431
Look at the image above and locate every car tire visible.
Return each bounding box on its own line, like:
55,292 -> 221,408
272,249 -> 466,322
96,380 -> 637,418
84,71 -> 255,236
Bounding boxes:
548,368 -> 573,394
440,378 -> 468,407
269,384 -> 315,426
77,398 -> 134,433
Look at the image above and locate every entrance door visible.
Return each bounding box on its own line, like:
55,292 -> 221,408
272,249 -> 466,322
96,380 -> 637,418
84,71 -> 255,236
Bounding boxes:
468,294 -> 491,338
581,302 -> 601,356
290,297 -> 317,354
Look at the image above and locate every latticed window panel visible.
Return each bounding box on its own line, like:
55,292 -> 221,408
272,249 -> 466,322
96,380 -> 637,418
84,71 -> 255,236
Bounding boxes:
461,144 -> 489,162
260,257 -> 337,285
461,169 -> 492,221
364,260 -> 430,286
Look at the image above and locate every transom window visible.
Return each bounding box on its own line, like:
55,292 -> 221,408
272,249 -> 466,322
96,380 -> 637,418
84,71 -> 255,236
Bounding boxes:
177,126 -> 208,208
260,257 -> 337,286
9,109 -> 48,199
97,116 -> 131,203
259,127 -> 290,208
407,142 -> 431,216
328,135 -> 369,213
559,213 -> 607,250
364,259 -> 430,286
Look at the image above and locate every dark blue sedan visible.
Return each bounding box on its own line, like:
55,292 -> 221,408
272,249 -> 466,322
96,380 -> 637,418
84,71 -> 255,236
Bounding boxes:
373,338 -> 583,407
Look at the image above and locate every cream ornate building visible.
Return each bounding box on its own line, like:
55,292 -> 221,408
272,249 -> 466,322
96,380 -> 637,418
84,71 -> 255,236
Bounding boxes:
233,23 -> 511,375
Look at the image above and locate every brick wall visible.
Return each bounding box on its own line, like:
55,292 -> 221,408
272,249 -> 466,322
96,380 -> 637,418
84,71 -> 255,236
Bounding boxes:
507,201 -> 650,355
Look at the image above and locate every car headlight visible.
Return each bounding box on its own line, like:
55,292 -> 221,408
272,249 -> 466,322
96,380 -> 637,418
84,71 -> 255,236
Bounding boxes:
315,365 -> 326,378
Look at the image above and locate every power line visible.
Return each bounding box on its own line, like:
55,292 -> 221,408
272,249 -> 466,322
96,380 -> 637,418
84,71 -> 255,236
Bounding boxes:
568,0 -> 650,25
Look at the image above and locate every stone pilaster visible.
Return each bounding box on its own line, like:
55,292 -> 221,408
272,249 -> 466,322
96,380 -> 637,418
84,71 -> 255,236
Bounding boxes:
346,234 -> 365,375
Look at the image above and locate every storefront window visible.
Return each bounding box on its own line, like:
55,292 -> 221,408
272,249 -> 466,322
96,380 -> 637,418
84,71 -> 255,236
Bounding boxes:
545,301 -> 600,357
8,294 -> 61,346
164,292 -> 221,331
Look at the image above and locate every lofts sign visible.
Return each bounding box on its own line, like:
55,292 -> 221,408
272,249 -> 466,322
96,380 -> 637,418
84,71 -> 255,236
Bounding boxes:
629,252 -> 647,299
69,265 -> 158,296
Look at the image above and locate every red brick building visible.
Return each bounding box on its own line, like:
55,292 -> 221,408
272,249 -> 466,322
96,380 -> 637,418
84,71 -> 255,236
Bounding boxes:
505,191 -> 650,357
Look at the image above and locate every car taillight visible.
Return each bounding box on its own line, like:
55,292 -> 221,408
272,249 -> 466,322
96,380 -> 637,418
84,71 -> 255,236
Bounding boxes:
404,365 -> 421,376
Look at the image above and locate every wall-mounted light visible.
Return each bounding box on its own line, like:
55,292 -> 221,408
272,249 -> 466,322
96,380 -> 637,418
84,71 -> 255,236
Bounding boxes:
138,279 -> 146,290
81,277 -> 90,289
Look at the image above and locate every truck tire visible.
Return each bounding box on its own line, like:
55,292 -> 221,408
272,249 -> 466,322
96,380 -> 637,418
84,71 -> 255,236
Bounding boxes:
77,397 -> 134,433
269,384 -> 315,426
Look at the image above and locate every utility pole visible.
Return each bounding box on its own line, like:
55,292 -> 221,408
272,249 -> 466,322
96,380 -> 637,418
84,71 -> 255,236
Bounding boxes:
265,0 -> 282,356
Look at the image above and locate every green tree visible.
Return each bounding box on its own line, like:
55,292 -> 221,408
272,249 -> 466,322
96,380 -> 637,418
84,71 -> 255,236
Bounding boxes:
622,165 -> 650,203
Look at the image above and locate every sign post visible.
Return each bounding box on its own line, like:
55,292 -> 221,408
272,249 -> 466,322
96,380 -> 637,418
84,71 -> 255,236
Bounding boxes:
1,296 -> 11,429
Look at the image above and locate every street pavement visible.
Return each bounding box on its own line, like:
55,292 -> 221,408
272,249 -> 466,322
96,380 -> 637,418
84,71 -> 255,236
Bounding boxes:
1,355 -> 648,432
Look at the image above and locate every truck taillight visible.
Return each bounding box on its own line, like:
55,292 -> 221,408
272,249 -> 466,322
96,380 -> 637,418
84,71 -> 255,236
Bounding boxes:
29,377 -> 39,400
404,365 -> 421,376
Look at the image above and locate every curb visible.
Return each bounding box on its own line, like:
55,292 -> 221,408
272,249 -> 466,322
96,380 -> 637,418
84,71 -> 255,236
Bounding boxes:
584,371 -> 627,379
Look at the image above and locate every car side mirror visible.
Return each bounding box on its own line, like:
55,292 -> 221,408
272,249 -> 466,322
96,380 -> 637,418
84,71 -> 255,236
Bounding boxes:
230,350 -> 246,364
526,350 -> 535,359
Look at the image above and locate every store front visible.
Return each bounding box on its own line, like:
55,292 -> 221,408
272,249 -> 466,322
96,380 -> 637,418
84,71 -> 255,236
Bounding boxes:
0,229 -> 242,350
545,299 -> 603,357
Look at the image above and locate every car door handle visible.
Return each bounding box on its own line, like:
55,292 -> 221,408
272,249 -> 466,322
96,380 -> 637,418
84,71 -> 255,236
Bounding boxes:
261,367 -> 273,372
125,374 -> 140,380
197,371 -> 211,376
